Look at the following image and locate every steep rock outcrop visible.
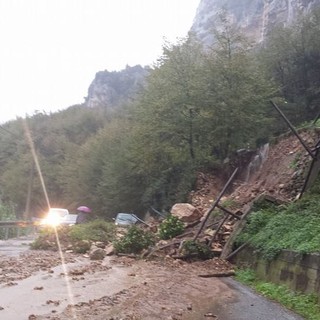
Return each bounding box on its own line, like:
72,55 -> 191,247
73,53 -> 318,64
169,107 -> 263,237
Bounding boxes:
85,65 -> 149,110
191,0 -> 320,45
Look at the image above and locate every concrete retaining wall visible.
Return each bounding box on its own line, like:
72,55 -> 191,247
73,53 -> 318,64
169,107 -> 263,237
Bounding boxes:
233,247 -> 320,298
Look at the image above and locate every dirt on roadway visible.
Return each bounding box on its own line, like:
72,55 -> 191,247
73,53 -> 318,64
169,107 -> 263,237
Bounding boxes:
0,241 -> 304,320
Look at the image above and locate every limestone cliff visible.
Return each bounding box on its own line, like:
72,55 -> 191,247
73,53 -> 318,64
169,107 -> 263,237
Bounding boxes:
191,0 -> 320,44
85,65 -> 149,110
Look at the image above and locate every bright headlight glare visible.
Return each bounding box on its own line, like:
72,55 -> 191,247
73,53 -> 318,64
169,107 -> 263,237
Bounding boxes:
45,214 -> 61,227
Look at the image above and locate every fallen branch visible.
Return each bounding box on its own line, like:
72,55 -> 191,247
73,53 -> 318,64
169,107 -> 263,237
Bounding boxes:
198,270 -> 235,278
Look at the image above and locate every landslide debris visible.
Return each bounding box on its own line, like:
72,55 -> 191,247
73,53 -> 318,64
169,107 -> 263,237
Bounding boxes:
28,128 -> 320,263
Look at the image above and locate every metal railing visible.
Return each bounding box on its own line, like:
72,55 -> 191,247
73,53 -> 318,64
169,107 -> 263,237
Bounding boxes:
0,221 -> 37,240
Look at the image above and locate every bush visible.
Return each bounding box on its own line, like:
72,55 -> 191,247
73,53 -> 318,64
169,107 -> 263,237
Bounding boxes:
158,215 -> 184,240
31,220 -> 115,253
69,219 -> 116,243
30,227 -> 59,250
113,226 -> 155,254
182,240 -> 213,260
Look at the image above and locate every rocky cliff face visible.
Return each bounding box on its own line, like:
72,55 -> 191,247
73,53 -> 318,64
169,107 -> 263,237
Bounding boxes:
191,0 -> 320,44
85,65 -> 149,110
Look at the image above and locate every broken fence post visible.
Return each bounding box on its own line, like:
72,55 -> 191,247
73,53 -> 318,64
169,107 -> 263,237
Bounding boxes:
193,167 -> 238,241
208,213 -> 229,247
270,100 -> 315,159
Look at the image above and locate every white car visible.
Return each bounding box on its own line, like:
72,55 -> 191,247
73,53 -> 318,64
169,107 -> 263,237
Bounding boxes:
41,208 -> 72,227
60,214 -> 78,226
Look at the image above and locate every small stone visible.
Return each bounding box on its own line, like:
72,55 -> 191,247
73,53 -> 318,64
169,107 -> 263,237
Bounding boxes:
89,248 -> 106,260
204,313 -> 217,318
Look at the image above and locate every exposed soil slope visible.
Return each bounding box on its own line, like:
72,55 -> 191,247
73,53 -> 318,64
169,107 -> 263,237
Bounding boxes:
190,128 -> 320,211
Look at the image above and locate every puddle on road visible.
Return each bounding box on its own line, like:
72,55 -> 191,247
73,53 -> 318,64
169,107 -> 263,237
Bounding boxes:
0,257 -> 136,320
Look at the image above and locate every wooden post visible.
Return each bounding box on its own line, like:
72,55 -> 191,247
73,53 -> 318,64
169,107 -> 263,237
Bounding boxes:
216,204 -> 241,220
299,147 -> 320,198
193,168 -> 238,241
270,100 -> 315,159
208,213 -> 229,247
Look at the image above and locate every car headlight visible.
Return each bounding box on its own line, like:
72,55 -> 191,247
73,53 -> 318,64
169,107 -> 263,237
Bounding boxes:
43,214 -> 61,227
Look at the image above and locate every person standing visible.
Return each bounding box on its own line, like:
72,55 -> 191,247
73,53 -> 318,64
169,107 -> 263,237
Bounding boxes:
75,206 -> 91,224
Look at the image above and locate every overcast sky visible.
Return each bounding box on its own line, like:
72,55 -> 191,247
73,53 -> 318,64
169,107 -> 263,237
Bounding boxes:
0,0 -> 200,124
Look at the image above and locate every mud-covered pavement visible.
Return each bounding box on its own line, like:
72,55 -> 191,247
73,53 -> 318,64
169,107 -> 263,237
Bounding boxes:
0,238 -> 304,320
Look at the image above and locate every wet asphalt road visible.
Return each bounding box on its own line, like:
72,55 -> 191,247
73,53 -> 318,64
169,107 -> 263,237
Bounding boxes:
214,278 -> 305,320
0,235 -> 35,257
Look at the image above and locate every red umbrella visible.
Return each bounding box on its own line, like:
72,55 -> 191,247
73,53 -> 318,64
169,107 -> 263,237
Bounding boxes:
77,206 -> 91,213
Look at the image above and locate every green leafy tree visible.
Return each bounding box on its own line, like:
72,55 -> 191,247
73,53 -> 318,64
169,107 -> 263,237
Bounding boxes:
260,9 -> 320,124
129,36 -> 207,209
201,13 -> 274,159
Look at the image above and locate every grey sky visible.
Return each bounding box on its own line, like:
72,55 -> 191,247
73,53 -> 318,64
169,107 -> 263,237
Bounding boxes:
0,0 -> 199,123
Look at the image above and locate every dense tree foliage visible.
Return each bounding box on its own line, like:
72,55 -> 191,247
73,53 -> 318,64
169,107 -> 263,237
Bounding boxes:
201,15 -> 274,159
0,10 -> 319,219
259,9 -> 320,125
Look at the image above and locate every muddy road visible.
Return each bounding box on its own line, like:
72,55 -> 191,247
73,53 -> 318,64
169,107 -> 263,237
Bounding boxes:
0,238 -> 304,320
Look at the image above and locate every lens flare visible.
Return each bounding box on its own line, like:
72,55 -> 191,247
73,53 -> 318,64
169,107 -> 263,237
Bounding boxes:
43,214 -> 61,227
23,119 -> 77,319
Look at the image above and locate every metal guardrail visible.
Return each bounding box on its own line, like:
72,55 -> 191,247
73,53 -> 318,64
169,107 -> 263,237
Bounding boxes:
0,221 -> 37,240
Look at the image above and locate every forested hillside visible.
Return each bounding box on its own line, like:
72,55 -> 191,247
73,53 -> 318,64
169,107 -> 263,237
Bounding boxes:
0,10 -> 319,220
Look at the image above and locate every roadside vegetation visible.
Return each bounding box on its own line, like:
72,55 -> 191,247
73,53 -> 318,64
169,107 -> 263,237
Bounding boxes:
235,178 -> 320,260
31,220 -> 116,253
113,225 -> 156,254
158,215 -> 184,240
31,214 -> 187,255
236,269 -> 320,320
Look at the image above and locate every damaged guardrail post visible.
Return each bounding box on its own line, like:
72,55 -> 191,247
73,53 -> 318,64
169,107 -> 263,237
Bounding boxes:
193,167 -> 238,241
270,100 -> 316,159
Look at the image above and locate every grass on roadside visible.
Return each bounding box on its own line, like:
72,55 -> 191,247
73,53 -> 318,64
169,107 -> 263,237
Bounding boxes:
235,269 -> 320,320
235,178 -> 320,260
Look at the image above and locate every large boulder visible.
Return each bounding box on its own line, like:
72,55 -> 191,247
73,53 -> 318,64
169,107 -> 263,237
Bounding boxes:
170,203 -> 202,223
